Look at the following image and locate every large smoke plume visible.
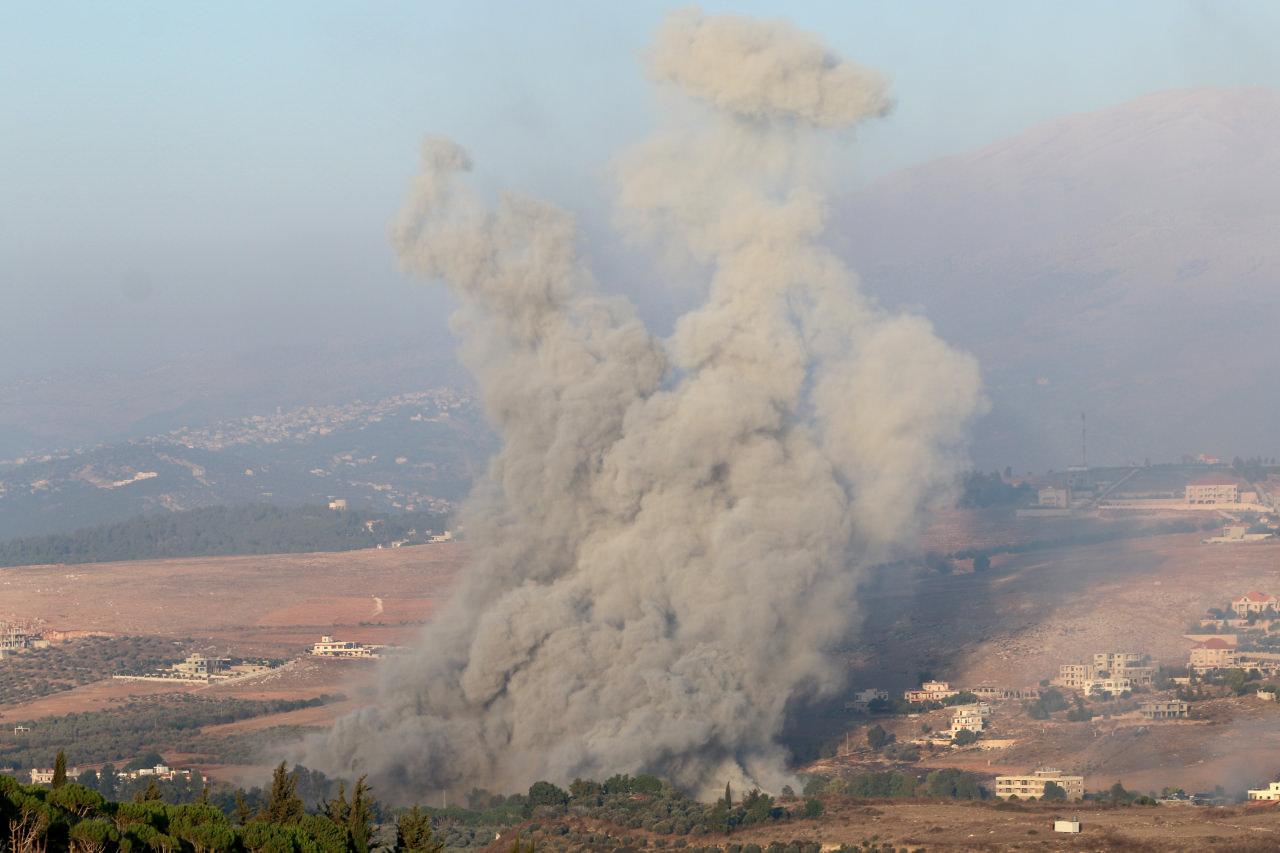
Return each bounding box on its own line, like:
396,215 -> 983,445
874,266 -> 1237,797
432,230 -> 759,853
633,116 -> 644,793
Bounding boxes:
305,9 -> 983,797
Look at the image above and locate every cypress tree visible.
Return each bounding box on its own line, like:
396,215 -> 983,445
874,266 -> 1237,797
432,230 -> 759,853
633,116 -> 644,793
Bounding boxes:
52,750 -> 68,788
233,791 -> 253,826
348,776 -> 373,853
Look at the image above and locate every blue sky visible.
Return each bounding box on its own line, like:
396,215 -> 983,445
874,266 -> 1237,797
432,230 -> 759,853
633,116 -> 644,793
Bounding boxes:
3,1 -> 1280,381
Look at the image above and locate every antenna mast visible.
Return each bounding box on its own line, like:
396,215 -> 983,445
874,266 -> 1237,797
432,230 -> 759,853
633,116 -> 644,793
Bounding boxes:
1081,412 -> 1088,470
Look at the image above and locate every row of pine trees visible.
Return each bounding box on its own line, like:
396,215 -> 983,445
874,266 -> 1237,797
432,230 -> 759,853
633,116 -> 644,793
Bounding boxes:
2,753 -> 443,853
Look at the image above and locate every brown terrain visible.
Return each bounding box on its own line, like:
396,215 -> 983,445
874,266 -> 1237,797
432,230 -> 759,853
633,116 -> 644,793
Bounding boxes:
0,542 -> 463,781
0,542 -> 463,655
831,509 -> 1280,799
5,510 -> 1280,845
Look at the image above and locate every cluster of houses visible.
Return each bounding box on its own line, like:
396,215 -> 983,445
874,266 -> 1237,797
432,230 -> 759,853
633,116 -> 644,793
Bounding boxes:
1053,651 -> 1155,697
26,764 -> 202,786
1187,591 -> 1280,677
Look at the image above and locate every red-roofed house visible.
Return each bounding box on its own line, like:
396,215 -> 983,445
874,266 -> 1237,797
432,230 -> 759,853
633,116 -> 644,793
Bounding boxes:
1232,592 -> 1278,617
1186,477 -> 1243,505
1190,637 -> 1239,672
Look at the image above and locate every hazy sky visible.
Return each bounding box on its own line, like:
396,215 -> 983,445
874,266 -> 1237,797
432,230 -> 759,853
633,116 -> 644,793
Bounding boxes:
4,1 -> 1280,387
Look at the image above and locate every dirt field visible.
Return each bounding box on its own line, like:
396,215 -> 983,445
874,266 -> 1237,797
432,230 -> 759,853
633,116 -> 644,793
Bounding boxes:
850,531 -> 1280,691
727,798 -> 1280,851
0,542 -> 463,655
0,545 -> 464,781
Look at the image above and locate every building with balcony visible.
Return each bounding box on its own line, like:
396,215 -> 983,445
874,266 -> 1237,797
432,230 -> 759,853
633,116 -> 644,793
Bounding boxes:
995,768 -> 1084,800
1139,700 -> 1189,719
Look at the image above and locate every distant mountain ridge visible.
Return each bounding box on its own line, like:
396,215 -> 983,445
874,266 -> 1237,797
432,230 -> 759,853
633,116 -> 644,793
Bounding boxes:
837,87 -> 1280,470
0,388 -> 494,539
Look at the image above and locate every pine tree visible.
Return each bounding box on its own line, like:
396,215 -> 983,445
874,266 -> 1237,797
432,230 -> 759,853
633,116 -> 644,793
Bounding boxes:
52,750 -> 68,788
259,762 -> 305,825
395,806 -> 444,853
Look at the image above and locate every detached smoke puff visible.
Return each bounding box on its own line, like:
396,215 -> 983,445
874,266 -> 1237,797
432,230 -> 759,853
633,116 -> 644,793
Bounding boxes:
649,8 -> 892,126
305,9 -> 982,798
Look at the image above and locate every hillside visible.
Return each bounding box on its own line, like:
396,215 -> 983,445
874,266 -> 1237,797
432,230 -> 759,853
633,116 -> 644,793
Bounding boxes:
0,503 -> 449,567
838,86 -> 1280,470
0,388 -> 493,538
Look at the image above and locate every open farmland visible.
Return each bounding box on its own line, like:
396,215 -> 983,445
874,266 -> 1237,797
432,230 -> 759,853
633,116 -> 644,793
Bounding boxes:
0,542 -> 463,655
0,543 -> 462,779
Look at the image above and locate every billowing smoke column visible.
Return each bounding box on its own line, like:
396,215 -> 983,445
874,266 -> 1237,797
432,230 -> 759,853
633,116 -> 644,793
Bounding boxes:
306,9 -> 983,797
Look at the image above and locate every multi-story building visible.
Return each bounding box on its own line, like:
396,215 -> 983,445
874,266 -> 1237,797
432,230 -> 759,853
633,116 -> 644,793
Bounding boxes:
847,688 -> 889,712
1056,664 -> 1091,689
1057,653 -> 1153,691
1232,592 -> 1279,617
171,654 -> 230,681
1139,700 -> 1189,719
1082,676 -> 1132,697
0,621 -> 41,659
1094,652 -> 1143,674
1186,478 -> 1241,505
949,702 -> 991,734
1190,638 -> 1238,673
29,767 -> 79,785
1248,782 -> 1280,801
904,680 -> 958,703
1038,486 -> 1070,509
995,768 -> 1084,800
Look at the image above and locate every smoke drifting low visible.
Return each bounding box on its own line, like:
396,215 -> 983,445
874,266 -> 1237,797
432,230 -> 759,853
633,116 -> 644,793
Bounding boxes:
305,10 -> 983,797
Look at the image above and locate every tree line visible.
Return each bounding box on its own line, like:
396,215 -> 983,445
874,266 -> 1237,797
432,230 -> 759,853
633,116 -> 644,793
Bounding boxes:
0,505 -> 450,567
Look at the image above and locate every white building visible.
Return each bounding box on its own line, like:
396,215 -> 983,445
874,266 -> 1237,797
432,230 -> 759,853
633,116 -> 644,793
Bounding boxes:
1038,486 -> 1071,509
995,768 -> 1084,800
904,680 -> 958,703
949,702 -> 991,734
310,636 -> 382,659
848,688 -> 889,711
30,766 -> 79,785
1248,781 -> 1280,801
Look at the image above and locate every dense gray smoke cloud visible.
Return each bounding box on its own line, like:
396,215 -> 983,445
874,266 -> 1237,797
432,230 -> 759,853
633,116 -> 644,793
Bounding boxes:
305,9 -> 983,798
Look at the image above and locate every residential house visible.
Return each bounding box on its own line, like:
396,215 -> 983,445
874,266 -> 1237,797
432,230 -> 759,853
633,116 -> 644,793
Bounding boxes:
1056,664 -> 1090,689
904,681 -> 959,703
1190,638 -> 1238,673
1139,700 -> 1189,720
995,768 -> 1084,800
848,688 -> 889,712
1232,592 -> 1278,618
1249,782 -> 1280,801
1082,676 -> 1132,697
949,703 -> 991,734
